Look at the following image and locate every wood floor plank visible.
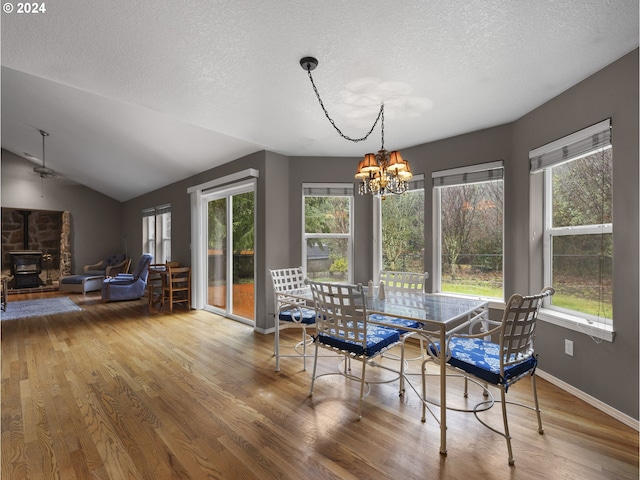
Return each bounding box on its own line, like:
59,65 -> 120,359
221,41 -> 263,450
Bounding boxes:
154,420 -> 224,479
1,291 -> 638,479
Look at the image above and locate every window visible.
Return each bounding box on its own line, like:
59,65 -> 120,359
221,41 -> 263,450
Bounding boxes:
303,184 -> 353,283
433,162 -> 504,299
530,119 -> 612,325
142,204 -> 171,264
375,177 -> 425,275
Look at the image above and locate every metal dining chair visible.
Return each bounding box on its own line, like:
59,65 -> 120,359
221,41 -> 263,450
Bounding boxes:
423,286 -> 555,465
269,266 -> 317,371
374,270 -> 429,393
379,271 -> 428,294
306,280 -> 401,421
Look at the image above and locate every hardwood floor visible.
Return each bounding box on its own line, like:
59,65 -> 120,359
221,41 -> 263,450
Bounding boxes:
2,292 -> 638,479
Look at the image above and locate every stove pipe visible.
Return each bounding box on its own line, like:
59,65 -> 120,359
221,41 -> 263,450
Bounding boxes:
19,210 -> 31,249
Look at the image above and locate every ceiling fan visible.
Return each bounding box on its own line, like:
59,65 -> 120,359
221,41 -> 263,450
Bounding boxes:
32,130 -> 57,178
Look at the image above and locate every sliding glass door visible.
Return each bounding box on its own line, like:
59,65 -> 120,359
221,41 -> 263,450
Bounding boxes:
203,181 -> 255,323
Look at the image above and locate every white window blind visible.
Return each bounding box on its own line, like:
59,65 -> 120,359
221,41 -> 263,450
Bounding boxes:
432,161 -> 503,187
142,204 -> 171,216
407,173 -> 426,190
529,119 -> 611,173
303,184 -> 353,196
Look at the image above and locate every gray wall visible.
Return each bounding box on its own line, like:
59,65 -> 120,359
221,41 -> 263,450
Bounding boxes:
121,150 -> 276,331
287,155 -> 375,284
1,149 -> 124,273
517,49 -> 639,419
262,151 -> 293,319
400,124 -> 515,292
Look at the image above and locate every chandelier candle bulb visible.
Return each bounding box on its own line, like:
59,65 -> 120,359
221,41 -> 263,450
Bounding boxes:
354,145 -> 413,196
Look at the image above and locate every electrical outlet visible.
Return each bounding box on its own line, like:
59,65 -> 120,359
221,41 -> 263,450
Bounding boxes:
564,339 -> 574,356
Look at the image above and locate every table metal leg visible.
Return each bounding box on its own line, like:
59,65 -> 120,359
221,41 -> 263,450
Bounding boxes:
274,316 -> 281,372
439,327 -> 447,455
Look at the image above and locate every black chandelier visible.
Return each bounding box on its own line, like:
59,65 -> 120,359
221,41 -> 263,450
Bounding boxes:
300,57 -> 412,196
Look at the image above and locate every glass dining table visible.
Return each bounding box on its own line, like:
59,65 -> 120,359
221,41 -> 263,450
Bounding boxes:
276,285 -> 488,456
366,291 -> 488,456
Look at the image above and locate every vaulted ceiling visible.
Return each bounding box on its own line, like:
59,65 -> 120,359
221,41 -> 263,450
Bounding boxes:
2,1 -> 638,201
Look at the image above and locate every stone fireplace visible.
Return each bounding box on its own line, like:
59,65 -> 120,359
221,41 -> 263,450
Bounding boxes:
1,208 -> 72,289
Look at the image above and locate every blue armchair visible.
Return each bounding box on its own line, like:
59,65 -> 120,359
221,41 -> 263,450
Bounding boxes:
101,254 -> 153,302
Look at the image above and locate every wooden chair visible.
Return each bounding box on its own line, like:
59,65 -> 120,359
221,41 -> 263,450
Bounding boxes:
306,280 -> 401,421
423,286 -> 555,465
162,266 -> 191,312
147,263 -> 166,308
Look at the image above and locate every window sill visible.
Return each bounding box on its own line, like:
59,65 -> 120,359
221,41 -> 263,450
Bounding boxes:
440,293 -> 616,342
435,292 -> 505,310
538,308 -> 614,342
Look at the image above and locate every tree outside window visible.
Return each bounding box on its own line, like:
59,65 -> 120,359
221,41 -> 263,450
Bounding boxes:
303,189 -> 352,283
547,147 -> 612,320
438,180 -> 503,299
380,189 -> 424,273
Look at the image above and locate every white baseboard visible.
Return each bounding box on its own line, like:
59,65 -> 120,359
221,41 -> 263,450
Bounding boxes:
537,368 -> 639,431
255,326 -> 273,335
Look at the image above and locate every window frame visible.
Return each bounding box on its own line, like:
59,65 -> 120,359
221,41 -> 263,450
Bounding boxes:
142,204 -> 171,264
302,183 -> 354,283
432,161 -> 504,302
542,152 -> 613,324
530,119 -> 614,342
373,176 -> 426,281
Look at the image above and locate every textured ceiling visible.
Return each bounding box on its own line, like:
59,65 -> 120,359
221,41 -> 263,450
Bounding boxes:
2,0 -> 638,201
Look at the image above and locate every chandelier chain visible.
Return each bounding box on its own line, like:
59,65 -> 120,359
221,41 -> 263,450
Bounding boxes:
299,56 -> 411,197
306,68 -> 384,145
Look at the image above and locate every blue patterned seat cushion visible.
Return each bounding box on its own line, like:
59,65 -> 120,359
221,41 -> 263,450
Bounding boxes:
278,307 -> 316,324
369,313 -> 422,333
430,337 -> 537,389
318,324 -> 400,357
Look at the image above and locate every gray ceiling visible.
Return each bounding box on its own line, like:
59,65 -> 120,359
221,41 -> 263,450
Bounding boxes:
2,0 -> 638,201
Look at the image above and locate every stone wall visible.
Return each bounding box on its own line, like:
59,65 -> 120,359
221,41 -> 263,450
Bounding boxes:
60,211 -> 72,278
1,208 -> 70,284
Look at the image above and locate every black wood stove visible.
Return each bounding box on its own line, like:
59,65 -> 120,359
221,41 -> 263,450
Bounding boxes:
10,250 -> 43,288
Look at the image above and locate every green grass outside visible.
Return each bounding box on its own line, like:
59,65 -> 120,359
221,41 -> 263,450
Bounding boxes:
442,281 -> 610,318
311,275 -> 609,319
552,294 -> 612,318
441,283 -> 502,299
